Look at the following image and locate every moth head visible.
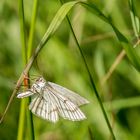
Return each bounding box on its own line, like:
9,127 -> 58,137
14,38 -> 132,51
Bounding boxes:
36,77 -> 46,82
31,77 -> 46,92
35,77 -> 46,86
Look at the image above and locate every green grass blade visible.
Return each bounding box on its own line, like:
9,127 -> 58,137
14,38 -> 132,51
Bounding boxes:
59,0 -> 116,139
17,0 -> 27,140
81,2 -> 140,71
18,0 -> 27,63
17,99 -> 27,140
27,0 -> 39,59
26,0 -> 39,139
38,1 -> 78,49
0,0 -> 78,124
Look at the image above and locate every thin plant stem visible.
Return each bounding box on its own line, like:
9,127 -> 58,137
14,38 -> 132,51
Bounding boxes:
67,17 -> 116,140
0,2 -> 75,122
59,0 -> 116,139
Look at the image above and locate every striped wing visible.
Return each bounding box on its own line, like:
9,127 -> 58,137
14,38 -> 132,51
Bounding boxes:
29,94 -> 59,123
44,86 -> 86,121
48,82 -> 89,106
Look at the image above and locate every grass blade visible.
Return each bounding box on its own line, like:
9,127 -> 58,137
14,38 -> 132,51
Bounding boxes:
0,0 -> 78,124
17,0 -> 27,140
81,2 -> 140,71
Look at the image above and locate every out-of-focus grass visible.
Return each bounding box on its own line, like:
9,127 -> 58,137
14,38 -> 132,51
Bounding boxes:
1,0 -> 140,140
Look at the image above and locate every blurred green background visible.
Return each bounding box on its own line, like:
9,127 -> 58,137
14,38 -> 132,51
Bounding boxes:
1,0 -> 140,140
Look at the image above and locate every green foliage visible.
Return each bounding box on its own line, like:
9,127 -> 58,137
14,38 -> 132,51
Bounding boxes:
1,0 -> 140,140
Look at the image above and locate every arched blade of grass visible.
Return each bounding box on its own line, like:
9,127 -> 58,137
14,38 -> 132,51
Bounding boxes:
101,1 -> 140,85
0,1 -> 78,123
81,2 -> 140,71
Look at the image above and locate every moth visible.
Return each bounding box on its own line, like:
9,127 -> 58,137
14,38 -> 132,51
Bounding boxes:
17,77 -> 89,123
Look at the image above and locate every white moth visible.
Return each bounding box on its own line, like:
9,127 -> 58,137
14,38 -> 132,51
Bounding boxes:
17,77 -> 89,123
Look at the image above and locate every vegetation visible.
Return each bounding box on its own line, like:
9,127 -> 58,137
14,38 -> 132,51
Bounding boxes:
0,0 -> 140,140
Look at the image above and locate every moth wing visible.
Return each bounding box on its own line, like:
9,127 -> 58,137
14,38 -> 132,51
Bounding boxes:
44,87 -> 86,121
29,94 -> 58,123
48,82 -> 89,106
17,90 -> 34,98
